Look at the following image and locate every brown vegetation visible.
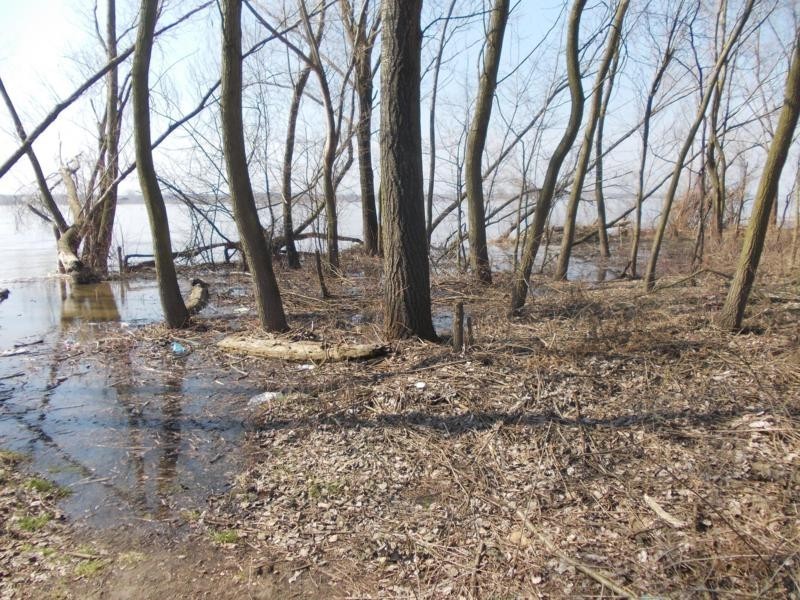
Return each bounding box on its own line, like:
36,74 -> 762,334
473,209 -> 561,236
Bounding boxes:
161,243 -> 800,596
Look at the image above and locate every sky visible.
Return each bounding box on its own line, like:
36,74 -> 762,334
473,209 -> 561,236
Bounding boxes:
0,1 -> 86,193
0,0 -> 796,224
0,0 -> 562,196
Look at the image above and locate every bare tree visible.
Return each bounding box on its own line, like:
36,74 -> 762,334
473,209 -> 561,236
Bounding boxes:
340,0 -> 381,256
465,0 -> 510,284
510,0 -> 587,311
593,46 -> 621,259
425,0 -> 459,243
629,3 -> 681,278
380,0 -> 436,340
281,44 -> 318,268
221,0 -> 288,332
132,0 -> 189,327
87,0 -> 121,275
554,0 -> 629,281
718,33 -> 800,330
643,0 -> 755,291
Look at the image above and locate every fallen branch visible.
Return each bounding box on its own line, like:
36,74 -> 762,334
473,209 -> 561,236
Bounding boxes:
652,268 -> 732,292
643,494 -> 687,529
124,242 -> 239,269
270,232 -> 363,253
218,334 -> 387,362
517,511 -> 638,599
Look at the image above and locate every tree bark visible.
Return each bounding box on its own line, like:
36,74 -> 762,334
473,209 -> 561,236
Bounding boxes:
554,0 -> 628,281
465,0 -> 510,284
718,35 -> 800,330
132,0 -> 189,328
380,0 -> 436,340
510,0 -> 587,311
221,0 -> 288,332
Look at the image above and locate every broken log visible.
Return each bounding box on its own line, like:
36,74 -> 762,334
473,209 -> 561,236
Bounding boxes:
452,302 -> 464,352
57,226 -> 97,284
185,278 -> 210,315
218,334 -> 387,362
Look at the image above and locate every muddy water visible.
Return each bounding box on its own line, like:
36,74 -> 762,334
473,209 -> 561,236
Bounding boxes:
0,277 -> 259,530
0,201 -> 632,531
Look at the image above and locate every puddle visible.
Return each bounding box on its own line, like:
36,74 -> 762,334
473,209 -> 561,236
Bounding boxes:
0,276 -> 257,530
433,312 -> 454,337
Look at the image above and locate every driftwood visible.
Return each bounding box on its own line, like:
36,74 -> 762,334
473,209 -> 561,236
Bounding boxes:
185,279 -> 210,315
124,242 -> 239,270
218,334 -> 387,362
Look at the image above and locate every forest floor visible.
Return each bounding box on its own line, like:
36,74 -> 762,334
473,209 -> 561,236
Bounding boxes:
2,234 -> 799,598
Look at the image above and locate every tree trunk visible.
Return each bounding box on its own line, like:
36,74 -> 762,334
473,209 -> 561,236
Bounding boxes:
282,62 -> 313,269
643,0 -> 754,291
340,0 -> 380,256
92,0 -> 120,276
465,0 -> 510,284
380,0 -> 436,341
594,49 -> 621,259
718,36 -> 800,330
709,0 -> 729,241
510,0 -> 587,311
355,47 -> 379,256
554,0 -> 628,281
221,0 -> 288,332
132,0 -> 189,328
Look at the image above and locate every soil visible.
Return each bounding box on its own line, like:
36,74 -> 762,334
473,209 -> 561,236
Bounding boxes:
1,237 -> 799,598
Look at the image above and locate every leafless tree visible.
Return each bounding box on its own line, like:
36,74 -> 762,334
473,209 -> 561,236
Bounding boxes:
381,0 -> 436,340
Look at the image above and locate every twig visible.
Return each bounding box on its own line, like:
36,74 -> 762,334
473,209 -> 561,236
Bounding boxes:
517,511 -> 638,599
469,540 -> 485,598
643,494 -> 687,528
652,268 -> 732,292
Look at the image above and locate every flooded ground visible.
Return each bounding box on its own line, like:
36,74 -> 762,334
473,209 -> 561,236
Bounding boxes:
0,276 -> 261,531
0,194 -> 635,537
0,254 -> 628,533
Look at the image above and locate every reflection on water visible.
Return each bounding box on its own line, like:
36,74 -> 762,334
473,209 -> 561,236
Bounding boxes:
0,277 -> 257,530
61,281 -> 122,324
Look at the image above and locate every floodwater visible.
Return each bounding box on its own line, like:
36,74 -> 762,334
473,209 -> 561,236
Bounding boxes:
0,276 -> 260,529
0,200 -> 629,529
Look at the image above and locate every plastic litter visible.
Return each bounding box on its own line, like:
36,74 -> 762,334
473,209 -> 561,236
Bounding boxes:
171,341 -> 190,357
248,391 -> 283,407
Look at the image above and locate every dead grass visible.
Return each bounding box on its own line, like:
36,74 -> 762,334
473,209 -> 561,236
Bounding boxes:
164,243 -> 800,598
